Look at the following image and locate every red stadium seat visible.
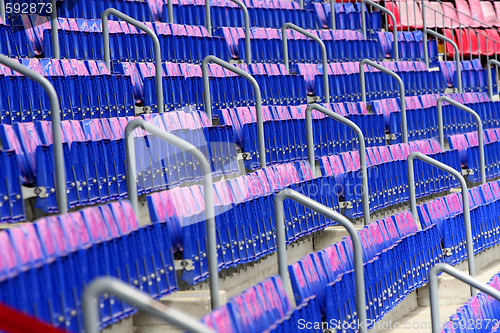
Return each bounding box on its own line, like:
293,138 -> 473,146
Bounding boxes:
455,29 -> 472,57
486,29 -> 500,52
478,30 -> 495,55
441,2 -> 460,28
480,1 -> 500,27
444,29 -> 456,58
398,1 -> 424,29
385,2 -> 402,31
455,0 -> 481,28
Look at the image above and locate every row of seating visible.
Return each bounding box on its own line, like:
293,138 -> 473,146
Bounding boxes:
302,61 -> 445,102
0,111 -> 237,215
288,180 -> 500,331
449,129 -> 500,183
443,28 -> 500,58
380,93 -> 500,143
148,160 -> 341,284
439,60 -> 492,93
376,31 -> 438,64
55,0 -> 156,21
220,27 -> 382,63
311,2 -> 382,31
0,200 -> 177,332
289,205 -> 440,329
125,61 -> 309,113
42,20 -> 228,63
443,272 -> 500,332
167,4 -> 318,29
200,275 -> 322,333
217,103 -> 385,169
419,182 -> 500,265
0,58 -> 136,123
319,139 -> 462,217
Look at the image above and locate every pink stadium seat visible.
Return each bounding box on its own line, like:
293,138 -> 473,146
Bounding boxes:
441,2 -> 460,28
398,1 -> 424,29
455,0 -> 481,28
468,0 -> 487,27
420,1 -> 441,28
486,29 -> 500,52
480,1 -> 500,27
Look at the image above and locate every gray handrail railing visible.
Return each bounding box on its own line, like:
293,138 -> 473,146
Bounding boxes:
202,55 -> 266,168
50,0 -> 59,59
437,96 -> 485,184
359,59 -> 407,143
102,8 -> 164,114
407,152 -> 475,293
167,0 -> 174,23
0,55 -> 67,214
0,0 -> 5,23
83,277 -> 212,333
231,0 -> 251,64
429,264 -> 500,332
361,0 -> 399,60
305,103 -> 370,226
282,23 -> 330,103
274,189 -> 367,333
423,30 -> 462,92
330,0 -> 335,29
125,118 -> 220,308
487,59 -> 500,100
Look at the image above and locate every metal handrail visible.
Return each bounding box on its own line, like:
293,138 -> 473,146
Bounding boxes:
281,22 -> 330,103
230,0 -> 251,64
0,55 -> 67,214
407,152 -> 475,294
83,277 -> 212,333
429,264 -> 500,332
305,103 -> 370,226
423,30 -> 462,93
437,96 -> 485,184
166,0 -> 174,23
330,0 -> 335,29
124,118 -> 220,309
0,0 -> 4,23
202,55 -> 266,168
274,189 -> 367,333
50,0 -> 59,59
359,59 -> 407,143
487,59 -> 500,100
102,8 -> 164,114
361,0 -> 399,60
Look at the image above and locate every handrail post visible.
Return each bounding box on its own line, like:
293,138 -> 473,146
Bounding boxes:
421,0 -> 426,66
83,277 -> 212,333
359,59 -> 407,143
202,55 -> 266,168
125,119 -> 220,309
437,96 -> 485,184
102,8 -> 164,114
50,0 -> 59,59
274,189 -> 367,333
429,264 -> 500,332
167,0 -> 174,23
0,55 -> 67,214
0,0 -> 5,23
305,104 -> 370,226
281,23 -> 330,103
407,152 -> 475,291
424,29 -> 462,92
487,59 -> 500,99
361,0 -> 399,60
330,0 -> 335,29
205,0 -> 212,36
229,0 -> 251,64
